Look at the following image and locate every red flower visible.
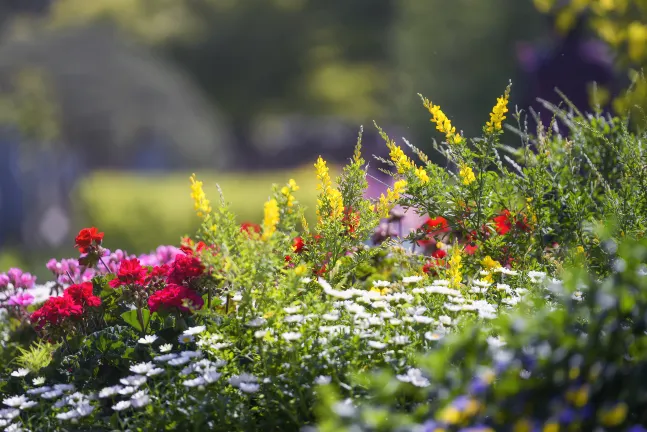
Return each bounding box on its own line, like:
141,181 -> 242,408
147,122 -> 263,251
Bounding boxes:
180,238 -> 208,255
109,258 -> 147,288
31,296 -> 84,330
315,264 -> 327,276
422,258 -> 449,276
431,249 -> 447,259
292,237 -> 305,253
167,254 -> 205,285
74,227 -> 104,254
342,207 -> 361,235
240,222 -> 262,236
148,284 -> 204,313
493,210 -> 513,235
464,243 -> 478,255
63,282 -> 101,309
418,217 -> 450,247
146,264 -> 170,284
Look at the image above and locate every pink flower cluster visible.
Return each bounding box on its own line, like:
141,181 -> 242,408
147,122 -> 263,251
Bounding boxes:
0,268 -> 38,311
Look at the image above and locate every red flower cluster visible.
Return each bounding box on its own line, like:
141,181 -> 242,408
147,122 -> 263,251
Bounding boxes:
342,207 -> 361,236
31,282 -> 101,331
292,236 -> 305,253
148,284 -> 204,313
74,227 -> 104,253
109,258 -> 147,288
180,237 -> 208,255
418,217 -> 450,247
167,254 -> 205,285
240,222 -> 262,236
493,209 -> 531,235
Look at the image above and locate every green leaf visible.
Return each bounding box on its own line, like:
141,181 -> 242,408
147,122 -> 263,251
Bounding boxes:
120,309 -> 151,332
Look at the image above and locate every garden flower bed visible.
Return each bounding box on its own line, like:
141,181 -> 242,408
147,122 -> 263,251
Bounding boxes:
1,84 -> 647,431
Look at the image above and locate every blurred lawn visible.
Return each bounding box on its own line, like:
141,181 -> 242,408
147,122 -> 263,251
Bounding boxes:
74,165 -> 332,254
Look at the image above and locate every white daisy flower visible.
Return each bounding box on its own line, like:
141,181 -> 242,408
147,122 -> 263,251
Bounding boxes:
494,267 -> 518,276
322,312 -> 340,321
390,318 -> 403,325
130,390 -> 151,408
396,368 -> 430,387
10,369 -> 29,378
117,386 -> 136,396
472,279 -> 491,288
120,375 -> 147,387
368,341 -> 387,349
246,317 -> 266,328
3,396 -> 28,408
203,371 -> 222,384
137,335 -> 158,345
495,283 -> 510,291
98,385 -> 123,398
283,306 -> 301,314
19,400 -> 37,410
402,275 -> 423,284
158,343 -> 173,353
438,315 -> 452,326
372,280 -> 391,288
32,377 -> 45,386
284,314 -> 304,323
0,409 -> 20,420
41,389 -> 63,399
392,335 -> 410,345
112,400 -> 131,411
183,325 -> 206,336
53,384 -> 75,392
178,334 -> 194,344
168,357 -> 191,366
239,383 -> 260,393
282,332 -> 302,342
154,353 -> 178,362
183,377 -> 206,388
129,362 -> 156,375
424,331 -> 445,341
314,375 -> 332,385
301,277 -> 313,284
26,386 -> 52,395
572,291 -> 584,301
254,329 -> 270,339
413,315 -> 434,324
486,336 -> 506,348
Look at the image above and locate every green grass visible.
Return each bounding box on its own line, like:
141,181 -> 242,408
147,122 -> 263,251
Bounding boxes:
74,166 -> 330,254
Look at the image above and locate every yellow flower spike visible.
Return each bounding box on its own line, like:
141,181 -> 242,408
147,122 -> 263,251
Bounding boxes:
448,245 -> 463,288
261,198 -> 280,241
459,164 -> 476,185
314,156 -> 332,192
482,256 -> 502,270
387,141 -> 414,174
486,84 -> 511,134
376,179 -> 407,218
414,167 -> 430,184
189,173 -> 212,219
288,178 -> 299,191
328,188 -> 344,220
423,98 -> 462,144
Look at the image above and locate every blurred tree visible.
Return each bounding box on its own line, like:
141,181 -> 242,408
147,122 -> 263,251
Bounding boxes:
390,0 -> 544,153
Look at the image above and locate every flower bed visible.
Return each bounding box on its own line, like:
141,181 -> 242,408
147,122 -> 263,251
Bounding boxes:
1,85 -> 647,431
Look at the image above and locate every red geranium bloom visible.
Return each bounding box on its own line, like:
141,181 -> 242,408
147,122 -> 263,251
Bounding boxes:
148,284 -> 204,313
167,254 -> 205,285
109,258 -> 147,288
418,216 -> 450,247
240,222 -> 262,236
31,295 -> 84,330
64,282 -> 101,308
293,237 -> 305,253
74,227 -> 104,253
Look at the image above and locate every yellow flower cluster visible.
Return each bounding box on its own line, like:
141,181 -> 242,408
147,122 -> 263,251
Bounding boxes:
314,156 -> 344,222
377,179 -> 407,218
481,255 -> 502,283
459,164 -> 476,185
485,86 -> 510,134
189,173 -> 212,218
261,198 -> 280,241
387,141 -> 413,174
281,178 -> 299,208
423,98 -> 462,144
448,245 -> 463,288
414,167 -> 430,184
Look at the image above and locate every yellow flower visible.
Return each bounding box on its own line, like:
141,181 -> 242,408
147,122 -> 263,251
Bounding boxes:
294,264 -> 307,276
599,402 -> 628,427
448,245 -> 463,288
261,198 -> 280,241
576,245 -> 585,255
459,164 -> 476,185
486,85 -> 510,134
314,157 -> 332,193
189,173 -> 212,218
281,179 -> 299,208
387,141 -> 413,174
513,419 -> 533,432
481,256 -> 501,270
423,98 -> 462,144
369,287 -> 390,296
542,422 -> 560,432
414,167 -> 430,184
328,188 -> 344,220
376,180 -> 407,218
628,21 -> 647,62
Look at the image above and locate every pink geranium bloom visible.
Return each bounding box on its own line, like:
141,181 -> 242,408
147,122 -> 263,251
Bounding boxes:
8,293 -> 35,307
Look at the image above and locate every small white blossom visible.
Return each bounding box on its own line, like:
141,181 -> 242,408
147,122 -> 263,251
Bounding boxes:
99,385 -> 123,398
137,335 -> 158,345
495,283 -> 510,291
322,313 -> 340,321
486,336 -> 506,349
372,280 -> 391,288
118,386 -> 136,396
254,329 -> 270,339
368,341 -> 387,349
402,276 -> 423,284
425,331 -> 445,341
572,291 -> 583,301
301,277 -> 313,284
129,362 -> 156,375
3,396 -> 28,408
314,375 -> 332,385
130,390 -> 151,408
158,343 -> 173,353
0,409 -> 20,420
494,267 -> 518,276
120,375 -> 147,387
10,369 -> 29,378
183,377 -> 206,388
239,383 -> 260,393
284,314 -> 304,323
413,315 -> 434,324
282,332 -> 302,342
41,389 -> 63,399
183,325 -> 206,336
283,306 -> 301,314
32,377 -> 45,386
438,315 -> 452,326
392,335 -> 410,345
112,401 -> 131,411
246,317 -> 266,327
178,334 -> 194,344
396,368 -> 430,387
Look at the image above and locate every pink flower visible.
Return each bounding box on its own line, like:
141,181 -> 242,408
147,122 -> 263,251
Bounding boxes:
8,293 -> 35,307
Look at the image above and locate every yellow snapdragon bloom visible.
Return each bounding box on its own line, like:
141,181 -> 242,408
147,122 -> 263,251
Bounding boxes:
448,246 -> 463,288
485,85 -> 510,134
376,179 -> 407,218
262,198 -> 280,241
459,164 -> 476,185
189,173 -> 212,218
422,98 -> 462,144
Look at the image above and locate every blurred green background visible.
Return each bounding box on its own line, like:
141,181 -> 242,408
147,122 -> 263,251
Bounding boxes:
0,0 -> 549,274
